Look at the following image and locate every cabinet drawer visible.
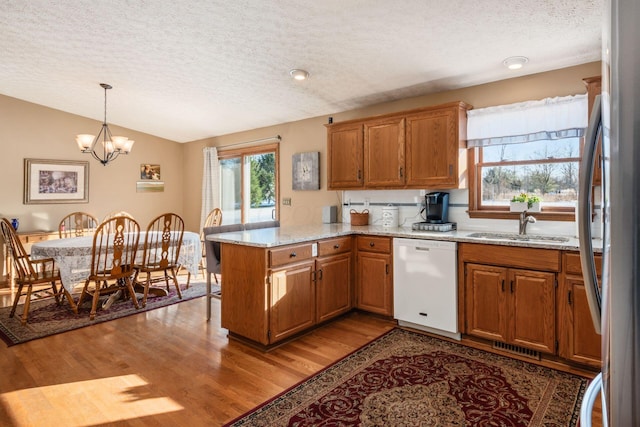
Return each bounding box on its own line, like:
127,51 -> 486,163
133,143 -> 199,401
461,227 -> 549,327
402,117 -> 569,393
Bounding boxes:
318,237 -> 352,257
356,236 -> 391,254
269,243 -> 314,267
564,252 -> 602,276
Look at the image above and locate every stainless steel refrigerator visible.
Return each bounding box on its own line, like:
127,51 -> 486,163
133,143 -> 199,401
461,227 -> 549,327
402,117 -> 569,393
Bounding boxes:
579,0 -> 640,425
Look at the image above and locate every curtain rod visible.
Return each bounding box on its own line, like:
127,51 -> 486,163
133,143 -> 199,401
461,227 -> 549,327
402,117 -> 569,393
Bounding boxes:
222,135 -> 281,149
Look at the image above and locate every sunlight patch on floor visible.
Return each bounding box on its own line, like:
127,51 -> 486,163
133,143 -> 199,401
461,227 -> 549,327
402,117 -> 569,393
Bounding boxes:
0,374 -> 183,426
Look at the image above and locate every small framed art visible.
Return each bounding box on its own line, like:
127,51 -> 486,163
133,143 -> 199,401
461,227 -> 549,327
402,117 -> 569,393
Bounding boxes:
292,152 -> 320,190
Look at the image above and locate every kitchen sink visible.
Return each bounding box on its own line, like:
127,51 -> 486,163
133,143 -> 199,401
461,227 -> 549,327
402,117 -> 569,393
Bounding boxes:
467,232 -> 570,243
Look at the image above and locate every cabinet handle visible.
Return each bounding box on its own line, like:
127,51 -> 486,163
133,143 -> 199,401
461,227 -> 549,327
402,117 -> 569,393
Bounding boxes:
568,290 -> 573,305
290,252 -> 297,258
369,242 -> 375,247
311,271 -> 316,282
510,280 -> 514,293
399,167 -> 403,178
358,170 -> 362,180
334,244 -> 340,249
449,164 -> 453,176
501,279 -> 505,292
318,269 -> 323,281
419,312 -> 428,317
385,264 -> 389,274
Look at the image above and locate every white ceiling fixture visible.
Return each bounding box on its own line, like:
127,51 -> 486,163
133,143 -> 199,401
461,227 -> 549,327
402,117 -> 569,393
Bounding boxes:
289,69 -> 310,81
0,0 -> 603,143
503,56 -> 529,70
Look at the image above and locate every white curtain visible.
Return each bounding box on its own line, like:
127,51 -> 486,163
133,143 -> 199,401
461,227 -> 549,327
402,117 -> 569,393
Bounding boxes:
200,146 -> 220,230
467,94 -> 588,147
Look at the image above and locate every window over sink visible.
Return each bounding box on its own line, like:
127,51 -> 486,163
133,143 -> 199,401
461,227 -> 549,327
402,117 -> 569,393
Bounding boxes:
467,94 -> 588,220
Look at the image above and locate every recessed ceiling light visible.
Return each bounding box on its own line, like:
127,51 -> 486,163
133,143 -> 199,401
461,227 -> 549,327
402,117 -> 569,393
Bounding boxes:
502,56 -> 529,70
289,69 -> 310,80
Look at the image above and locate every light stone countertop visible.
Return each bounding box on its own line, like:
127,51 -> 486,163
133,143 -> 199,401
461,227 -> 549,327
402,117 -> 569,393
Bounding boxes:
205,223 -> 603,253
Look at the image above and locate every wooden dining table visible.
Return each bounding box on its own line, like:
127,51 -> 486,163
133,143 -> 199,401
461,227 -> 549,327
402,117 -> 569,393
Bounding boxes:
30,231 -> 201,294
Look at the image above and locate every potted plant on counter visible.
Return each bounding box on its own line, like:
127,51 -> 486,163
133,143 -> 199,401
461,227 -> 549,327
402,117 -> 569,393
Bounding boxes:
510,193 -> 542,212
527,195 -> 541,212
510,193 -> 529,212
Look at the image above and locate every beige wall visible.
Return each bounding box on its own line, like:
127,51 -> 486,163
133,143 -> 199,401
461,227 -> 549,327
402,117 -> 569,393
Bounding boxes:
0,95 -> 185,233
182,61 -> 601,229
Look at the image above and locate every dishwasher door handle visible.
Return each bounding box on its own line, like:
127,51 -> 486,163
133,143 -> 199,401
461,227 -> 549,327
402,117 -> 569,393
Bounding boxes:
415,247 -> 431,251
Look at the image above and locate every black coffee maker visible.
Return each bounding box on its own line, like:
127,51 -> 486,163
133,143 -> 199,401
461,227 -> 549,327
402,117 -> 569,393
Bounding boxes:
425,192 -> 449,223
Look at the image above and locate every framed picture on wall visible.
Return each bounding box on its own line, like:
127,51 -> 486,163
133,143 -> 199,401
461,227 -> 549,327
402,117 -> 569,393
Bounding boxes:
24,159 -> 89,204
292,152 -> 320,190
140,164 -> 161,180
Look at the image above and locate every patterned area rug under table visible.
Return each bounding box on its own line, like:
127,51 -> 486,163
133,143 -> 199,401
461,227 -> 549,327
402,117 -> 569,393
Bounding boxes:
0,280 -> 216,346
225,328 -> 589,426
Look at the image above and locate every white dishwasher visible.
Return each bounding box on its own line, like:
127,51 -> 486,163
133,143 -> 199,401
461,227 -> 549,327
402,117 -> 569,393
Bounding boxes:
393,238 -> 459,339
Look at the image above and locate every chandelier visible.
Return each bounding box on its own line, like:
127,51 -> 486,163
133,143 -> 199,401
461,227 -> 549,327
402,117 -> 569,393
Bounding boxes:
76,83 -> 134,166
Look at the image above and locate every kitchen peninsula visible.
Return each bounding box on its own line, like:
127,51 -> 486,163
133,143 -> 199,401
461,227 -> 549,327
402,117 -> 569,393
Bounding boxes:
208,224 -> 603,369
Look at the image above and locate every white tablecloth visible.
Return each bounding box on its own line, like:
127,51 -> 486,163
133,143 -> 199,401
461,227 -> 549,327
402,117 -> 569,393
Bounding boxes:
31,231 -> 201,292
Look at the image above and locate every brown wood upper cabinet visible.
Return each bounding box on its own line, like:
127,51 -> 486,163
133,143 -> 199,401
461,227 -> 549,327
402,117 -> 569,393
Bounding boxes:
326,101 -> 471,190
327,122 -> 364,189
364,117 -> 405,187
406,105 -> 467,188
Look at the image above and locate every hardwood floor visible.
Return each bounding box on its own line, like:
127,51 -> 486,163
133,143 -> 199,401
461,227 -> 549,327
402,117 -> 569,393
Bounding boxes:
0,285 -> 603,426
0,291 -> 394,426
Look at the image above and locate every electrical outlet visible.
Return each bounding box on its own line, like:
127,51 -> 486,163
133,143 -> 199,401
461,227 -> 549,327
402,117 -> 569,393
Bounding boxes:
364,198 -> 370,208
282,197 -> 292,206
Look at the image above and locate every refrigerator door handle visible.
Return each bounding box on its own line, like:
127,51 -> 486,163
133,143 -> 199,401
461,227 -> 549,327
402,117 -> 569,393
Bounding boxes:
578,94 -> 603,335
580,372 -> 603,427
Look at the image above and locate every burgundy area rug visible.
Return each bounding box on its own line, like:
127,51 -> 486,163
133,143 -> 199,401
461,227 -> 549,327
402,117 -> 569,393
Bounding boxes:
226,328 -> 588,426
0,279 -> 217,346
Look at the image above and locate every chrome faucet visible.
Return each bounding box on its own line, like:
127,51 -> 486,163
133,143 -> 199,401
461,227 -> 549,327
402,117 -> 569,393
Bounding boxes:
519,210 -> 536,235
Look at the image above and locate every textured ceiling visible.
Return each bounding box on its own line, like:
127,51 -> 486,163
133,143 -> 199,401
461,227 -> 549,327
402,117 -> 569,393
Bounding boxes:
0,0 -> 602,143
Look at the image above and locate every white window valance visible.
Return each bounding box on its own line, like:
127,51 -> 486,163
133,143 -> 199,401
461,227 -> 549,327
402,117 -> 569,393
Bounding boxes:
467,94 -> 588,148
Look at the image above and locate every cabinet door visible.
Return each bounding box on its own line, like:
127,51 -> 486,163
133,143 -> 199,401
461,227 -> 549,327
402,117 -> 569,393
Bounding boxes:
509,269 -> 556,354
316,253 -> 352,323
559,277 -> 602,366
465,263 -> 508,342
269,260 -> 316,343
327,123 -> 364,189
364,117 -> 405,187
405,107 -> 458,188
356,251 -> 392,315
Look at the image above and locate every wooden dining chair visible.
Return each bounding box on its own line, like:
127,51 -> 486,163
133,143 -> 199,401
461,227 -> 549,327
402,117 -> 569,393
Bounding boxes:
194,208 -> 222,285
102,211 -> 135,223
77,216 -> 140,320
133,213 -> 185,307
59,211 -> 98,238
0,218 -> 77,324
180,208 -> 222,288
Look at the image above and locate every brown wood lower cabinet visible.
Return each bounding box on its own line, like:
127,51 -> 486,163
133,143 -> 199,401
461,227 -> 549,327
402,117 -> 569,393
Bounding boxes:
316,253 -> 352,323
270,260 -> 316,342
461,243 -> 559,355
355,236 -> 393,316
465,264 -> 556,354
221,237 -> 352,347
558,252 -> 602,367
